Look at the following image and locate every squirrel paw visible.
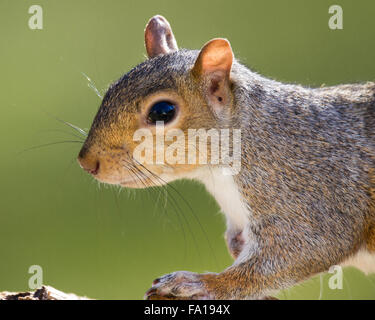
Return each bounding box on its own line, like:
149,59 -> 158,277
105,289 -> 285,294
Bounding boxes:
144,271 -> 214,300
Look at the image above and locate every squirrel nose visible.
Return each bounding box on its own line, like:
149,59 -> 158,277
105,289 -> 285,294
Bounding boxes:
77,150 -> 100,176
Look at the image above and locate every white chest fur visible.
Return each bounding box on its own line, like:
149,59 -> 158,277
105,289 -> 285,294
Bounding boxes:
193,167 -> 250,230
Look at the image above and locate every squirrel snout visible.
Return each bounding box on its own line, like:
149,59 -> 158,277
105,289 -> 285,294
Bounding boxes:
77,151 -> 100,176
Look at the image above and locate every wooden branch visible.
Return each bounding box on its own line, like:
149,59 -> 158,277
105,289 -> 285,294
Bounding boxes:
0,286 -> 278,300
0,286 -> 90,300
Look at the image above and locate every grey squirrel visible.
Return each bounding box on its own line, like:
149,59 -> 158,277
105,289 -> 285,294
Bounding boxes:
77,15 -> 375,299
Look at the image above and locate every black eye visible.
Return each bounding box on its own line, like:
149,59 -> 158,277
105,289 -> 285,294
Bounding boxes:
147,101 -> 176,124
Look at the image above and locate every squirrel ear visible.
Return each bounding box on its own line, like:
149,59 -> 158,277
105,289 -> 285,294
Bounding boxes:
144,15 -> 178,58
192,39 -> 233,77
192,39 -> 233,112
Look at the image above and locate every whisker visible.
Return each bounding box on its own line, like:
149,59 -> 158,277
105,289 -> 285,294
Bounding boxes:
41,110 -> 88,137
131,160 -> 212,262
36,129 -> 85,141
57,120 -> 88,137
81,72 -> 103,99
17,140 -> 84,155
133,158 -> 219,268
122,159 -> 189,260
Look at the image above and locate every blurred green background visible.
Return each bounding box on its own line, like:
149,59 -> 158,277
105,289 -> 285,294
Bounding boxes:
1,0 -> 375,299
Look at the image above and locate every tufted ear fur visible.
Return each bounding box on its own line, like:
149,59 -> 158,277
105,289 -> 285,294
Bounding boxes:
192,39 -> 233,114
144,15 -> 178,58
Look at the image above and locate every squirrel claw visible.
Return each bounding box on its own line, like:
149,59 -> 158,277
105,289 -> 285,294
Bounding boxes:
144,271 -> 213,300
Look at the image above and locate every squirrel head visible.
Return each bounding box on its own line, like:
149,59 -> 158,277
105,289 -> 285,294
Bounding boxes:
78,15 -> 236,188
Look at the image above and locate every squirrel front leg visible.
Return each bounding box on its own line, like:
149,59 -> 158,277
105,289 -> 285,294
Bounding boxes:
145,215 -> 354,299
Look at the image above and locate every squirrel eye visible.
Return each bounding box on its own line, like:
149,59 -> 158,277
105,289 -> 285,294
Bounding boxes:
147,101 -> 176,124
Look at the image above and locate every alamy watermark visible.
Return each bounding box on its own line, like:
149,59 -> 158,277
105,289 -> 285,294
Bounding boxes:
329,5 -> 343,30
328,265 -> 343,290
133,122 -> 242,175
28,265 -> 43,289
28,5 -> 43,30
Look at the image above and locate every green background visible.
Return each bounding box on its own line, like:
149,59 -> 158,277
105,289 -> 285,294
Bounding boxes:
1,0 -> 375,299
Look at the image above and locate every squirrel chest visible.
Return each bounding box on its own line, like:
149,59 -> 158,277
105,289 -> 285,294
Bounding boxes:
193,167 -> 250,230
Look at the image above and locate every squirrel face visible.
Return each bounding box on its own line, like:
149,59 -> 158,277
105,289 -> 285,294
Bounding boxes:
78,15 -> 236,188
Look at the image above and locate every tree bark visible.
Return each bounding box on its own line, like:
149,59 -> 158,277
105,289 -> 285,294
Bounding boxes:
0,286 -> 90,300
